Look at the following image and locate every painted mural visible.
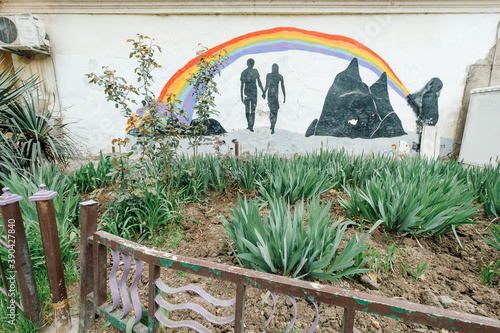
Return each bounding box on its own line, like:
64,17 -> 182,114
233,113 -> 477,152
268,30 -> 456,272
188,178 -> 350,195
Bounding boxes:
127,27 -> 441,142
306,58 -> 407,139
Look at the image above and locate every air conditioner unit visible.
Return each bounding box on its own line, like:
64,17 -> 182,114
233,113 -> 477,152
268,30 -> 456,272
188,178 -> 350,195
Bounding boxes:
0,14 -> 50,56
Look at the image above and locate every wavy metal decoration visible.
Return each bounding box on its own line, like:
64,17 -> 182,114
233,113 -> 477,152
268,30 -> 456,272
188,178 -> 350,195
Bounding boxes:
155,280 -> 236,307
155,279 -> 236,332
109,249 -> 121,311
119,254 -> 131,319
131,258 -> 143,324
155,310 -> 212,333
108,251 -> 144,326
155,295 -> 234,324
286,296 -> 298,333
308,300 -> 319,333
263,291 -> 277,333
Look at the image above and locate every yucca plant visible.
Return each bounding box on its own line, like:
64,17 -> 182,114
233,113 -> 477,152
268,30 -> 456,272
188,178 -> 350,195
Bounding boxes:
222,195 -> 379,281
341,166 -> 478,244
0,88 -> 76,175
0,58 -> 39,108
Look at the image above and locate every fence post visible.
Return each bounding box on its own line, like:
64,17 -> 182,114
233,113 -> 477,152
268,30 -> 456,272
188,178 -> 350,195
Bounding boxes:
29,184 -> 72,332
0,187 -> 41,325
79,200 -> 98,332
342,306 -> 356,333
148,263 -> 160,333
234,283 -> 247,333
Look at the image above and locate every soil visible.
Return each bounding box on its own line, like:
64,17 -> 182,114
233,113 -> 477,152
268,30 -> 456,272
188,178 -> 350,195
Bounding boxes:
80,189 -> 500,333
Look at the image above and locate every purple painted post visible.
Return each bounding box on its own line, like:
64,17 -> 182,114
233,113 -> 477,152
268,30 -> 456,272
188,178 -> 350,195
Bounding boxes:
29,184 -> 71,332
0,187 -> 41,325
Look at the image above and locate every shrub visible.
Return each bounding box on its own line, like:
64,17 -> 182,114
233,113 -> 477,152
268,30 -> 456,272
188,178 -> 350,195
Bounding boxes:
101,157 -> 182,241
222,196 -> 379,282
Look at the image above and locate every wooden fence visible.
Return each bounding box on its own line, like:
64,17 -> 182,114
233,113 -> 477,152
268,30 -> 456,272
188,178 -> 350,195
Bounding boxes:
0,187 -> 41,326
79,200 -> 500,333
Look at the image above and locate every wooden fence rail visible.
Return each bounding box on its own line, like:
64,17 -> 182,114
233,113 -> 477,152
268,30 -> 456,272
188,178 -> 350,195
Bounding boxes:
79,201 -> 500,333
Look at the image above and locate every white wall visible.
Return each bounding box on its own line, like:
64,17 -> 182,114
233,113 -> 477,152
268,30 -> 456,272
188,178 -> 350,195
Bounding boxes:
34,13 -> 500,155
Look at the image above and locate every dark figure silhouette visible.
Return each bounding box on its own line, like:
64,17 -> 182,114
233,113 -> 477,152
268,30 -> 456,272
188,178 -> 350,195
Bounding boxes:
263,63 -> 286,134
240,58 -> 264,132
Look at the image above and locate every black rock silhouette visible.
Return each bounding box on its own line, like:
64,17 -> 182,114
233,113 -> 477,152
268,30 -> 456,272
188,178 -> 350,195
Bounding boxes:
306,58 -> 407,139
306,58 -> 378,138
189,118 -> 227,135
370,73 -> 407,138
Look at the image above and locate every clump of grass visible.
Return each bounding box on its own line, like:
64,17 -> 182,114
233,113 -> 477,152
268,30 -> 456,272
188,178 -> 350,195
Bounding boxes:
411,261 -> 430,282
478,260 -> 500,286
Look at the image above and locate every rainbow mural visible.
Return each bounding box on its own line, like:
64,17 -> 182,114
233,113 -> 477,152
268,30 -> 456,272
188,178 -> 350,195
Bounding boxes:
130,27 -> 411,129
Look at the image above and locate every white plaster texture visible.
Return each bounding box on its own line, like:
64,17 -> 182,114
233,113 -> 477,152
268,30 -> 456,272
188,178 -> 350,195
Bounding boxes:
29,13 -> 500,155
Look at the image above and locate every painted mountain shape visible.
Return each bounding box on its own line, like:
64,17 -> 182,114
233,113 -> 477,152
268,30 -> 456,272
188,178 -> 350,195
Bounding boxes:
306,58 -> 406,139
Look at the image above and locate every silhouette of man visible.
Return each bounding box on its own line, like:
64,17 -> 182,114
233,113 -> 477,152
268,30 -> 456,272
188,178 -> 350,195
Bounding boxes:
240,58 -> 264,132
262,63 -> 285,134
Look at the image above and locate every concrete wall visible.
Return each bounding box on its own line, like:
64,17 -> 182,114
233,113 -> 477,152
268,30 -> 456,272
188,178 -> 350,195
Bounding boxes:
2,1 -> 500,156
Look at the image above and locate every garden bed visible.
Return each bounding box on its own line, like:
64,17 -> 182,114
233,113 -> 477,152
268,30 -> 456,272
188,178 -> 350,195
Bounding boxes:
83,189 -> 499,333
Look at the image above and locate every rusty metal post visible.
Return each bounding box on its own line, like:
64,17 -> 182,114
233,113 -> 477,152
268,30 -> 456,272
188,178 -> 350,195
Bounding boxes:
232,139 -> 239,157
148,263 -> 161,333
79,200 -> 98,332
112,146 -> 118,184
93,237 -> 107,309
342,306 -> 356,333
0,187 -> 41,325
234,283 -> 247,333
29,185 -> 71,332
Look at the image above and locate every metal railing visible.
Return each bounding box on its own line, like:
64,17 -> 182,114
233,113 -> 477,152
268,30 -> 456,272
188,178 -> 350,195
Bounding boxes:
79,200 -> 500,333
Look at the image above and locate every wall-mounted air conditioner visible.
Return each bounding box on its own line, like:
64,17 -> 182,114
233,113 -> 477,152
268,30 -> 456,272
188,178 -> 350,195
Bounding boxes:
0,14 -> 50,56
